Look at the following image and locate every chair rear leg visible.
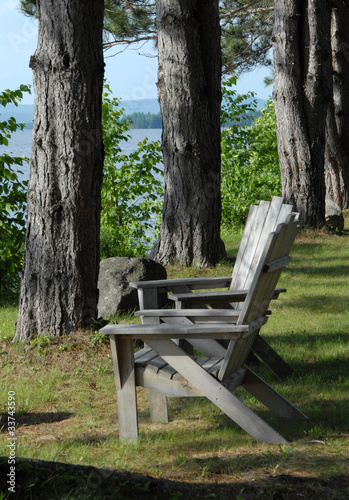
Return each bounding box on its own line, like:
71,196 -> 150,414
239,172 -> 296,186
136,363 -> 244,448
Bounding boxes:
148,390 -> 169,423
252,334 -> 296,379
242,368 -> 307,420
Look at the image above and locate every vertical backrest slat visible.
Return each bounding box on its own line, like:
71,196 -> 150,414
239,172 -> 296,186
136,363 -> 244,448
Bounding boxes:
231,200 -> 271,291
230,203 -> 259,287
247,197 -> 293,276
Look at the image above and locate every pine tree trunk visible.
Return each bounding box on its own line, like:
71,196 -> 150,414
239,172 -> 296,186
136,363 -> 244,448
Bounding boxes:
153,0 -> 224,267
325,100 -> 349,208
14,0 -> 104,340
273,0 -> 332,227
325,4 -> 349,209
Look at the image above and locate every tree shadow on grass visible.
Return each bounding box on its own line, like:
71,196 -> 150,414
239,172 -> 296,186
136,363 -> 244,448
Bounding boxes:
254,332 -> 349,382
0,411 -> 73,432
0,456 -> 348,500
280,293 -> 349,313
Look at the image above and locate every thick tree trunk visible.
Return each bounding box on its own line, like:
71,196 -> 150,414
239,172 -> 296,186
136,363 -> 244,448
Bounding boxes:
273,0 -> 332,227
153,0 -> 224,267
325,3 -> 349,209
14,0 -> 104,340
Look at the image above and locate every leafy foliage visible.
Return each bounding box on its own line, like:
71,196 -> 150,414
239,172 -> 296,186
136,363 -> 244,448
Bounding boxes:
101,83 -> 163,258
221,77 -> 281,228
0,85 -> 31,295
103,0 -> 156,49
20,0 -> 274,75
126,111 -> 162,129
20,0 -> 157,50
220,0 -> 274,75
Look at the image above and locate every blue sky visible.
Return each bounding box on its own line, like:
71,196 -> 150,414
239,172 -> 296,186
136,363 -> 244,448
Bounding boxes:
0,1 -> 273,105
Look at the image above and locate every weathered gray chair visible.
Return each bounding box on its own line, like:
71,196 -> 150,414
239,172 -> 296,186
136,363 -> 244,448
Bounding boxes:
130,196 -> 297,379
100,213 -> 307,443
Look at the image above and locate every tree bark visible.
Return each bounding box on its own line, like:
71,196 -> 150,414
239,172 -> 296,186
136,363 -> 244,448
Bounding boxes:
325,3 -> 349,209
14,0 -> 104,340
153,0 -> 224,267
273,0 -> 332,227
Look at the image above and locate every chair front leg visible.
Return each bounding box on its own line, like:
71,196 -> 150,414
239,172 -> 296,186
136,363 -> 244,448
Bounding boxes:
110,336 -> 138,441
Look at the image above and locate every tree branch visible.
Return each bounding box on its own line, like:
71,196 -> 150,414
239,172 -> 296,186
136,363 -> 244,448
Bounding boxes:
103,34 -> 157,52
220,3 -> 274,20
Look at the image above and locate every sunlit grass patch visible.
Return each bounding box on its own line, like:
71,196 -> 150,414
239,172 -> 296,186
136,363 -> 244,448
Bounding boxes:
0,302 -> 18,340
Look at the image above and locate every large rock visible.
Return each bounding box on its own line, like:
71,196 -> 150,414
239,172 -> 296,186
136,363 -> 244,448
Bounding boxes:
98,257 -> 167,318
325,197 -> 344,231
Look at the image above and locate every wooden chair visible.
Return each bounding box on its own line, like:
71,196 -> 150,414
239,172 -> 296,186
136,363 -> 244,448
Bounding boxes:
130,196 -> 297,379
100,214 -> 307,443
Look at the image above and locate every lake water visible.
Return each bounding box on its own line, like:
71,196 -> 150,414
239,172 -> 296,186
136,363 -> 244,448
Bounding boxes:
0,127 -> 163,181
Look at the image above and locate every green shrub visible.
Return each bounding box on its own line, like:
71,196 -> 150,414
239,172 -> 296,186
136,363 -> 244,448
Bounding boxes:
0,85 -> 31,296
221,78 -> 281,229
100,83 -> 164,258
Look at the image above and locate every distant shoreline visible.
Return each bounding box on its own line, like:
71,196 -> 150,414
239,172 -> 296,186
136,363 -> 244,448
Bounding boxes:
1,98 -> 162,130
2,95 -> 267,131
17,120 -> 162,130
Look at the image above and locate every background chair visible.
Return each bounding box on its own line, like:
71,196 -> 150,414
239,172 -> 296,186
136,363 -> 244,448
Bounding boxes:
131,196 -> 297,379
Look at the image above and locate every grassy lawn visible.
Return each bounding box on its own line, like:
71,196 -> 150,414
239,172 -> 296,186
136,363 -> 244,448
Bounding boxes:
0,218 -> 349,499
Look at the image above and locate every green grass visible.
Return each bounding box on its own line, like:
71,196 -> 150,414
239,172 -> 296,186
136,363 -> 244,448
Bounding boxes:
0,219 -> 349,498
0,302 -> 19,340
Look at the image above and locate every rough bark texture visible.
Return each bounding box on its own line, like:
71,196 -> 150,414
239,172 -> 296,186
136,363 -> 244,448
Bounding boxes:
153,0 -> 224,267
14,0 -> 104,340
325,3 -> 349,209
273,0 -> 332,227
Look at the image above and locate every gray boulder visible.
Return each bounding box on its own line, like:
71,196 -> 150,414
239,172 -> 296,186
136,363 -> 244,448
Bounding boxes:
98,257 -> 167,318
325,197 -> 344,231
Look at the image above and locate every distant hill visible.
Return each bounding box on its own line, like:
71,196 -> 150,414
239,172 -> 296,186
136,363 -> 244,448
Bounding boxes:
121,99 -> 160,115
1,103 -> 35,128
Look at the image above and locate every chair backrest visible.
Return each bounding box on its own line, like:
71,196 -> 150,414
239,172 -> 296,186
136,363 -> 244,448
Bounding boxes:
231,196 -> 294,292
218,213 -> 299,381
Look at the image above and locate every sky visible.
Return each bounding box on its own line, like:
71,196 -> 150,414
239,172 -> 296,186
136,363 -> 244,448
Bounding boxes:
0,1 -> 273,106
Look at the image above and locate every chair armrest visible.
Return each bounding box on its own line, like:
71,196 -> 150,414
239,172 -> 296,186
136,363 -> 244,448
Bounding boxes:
169,288 -> 286,306
129,276 -> 232,292
135,308 -> 240,322
169,290 -> 248,306
100,315 -> 268,340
